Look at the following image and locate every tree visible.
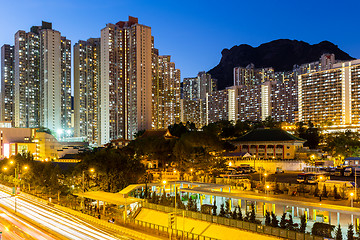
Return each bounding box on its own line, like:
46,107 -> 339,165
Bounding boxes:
237,206 -> 243,221
187,196 -> 195,211
133,130 -> 145,139
75,148 -> 145,192
263,116 -> 280,129
168,123 -> 189,138
304,121 -> 320,149
271,212 -> 279,228
299,214 -> 307,233
249,203 -> 256,223
287,215 -> 295,231
176,193 -> 186,210
225,200 -> 231,216
334,185 -> 341,199
212,199 -> 217,216
323,131 -> 360,158
265,211 -> 271,226
231,208 -> 237,219
311,222 -> 335,238
335,224 -> 342,240
347,224 -> 354,240
322,185 -> 328,198
280,212 -> 287,229
295,121 -> 320,149
314,185 -> 319,197
219,204 -> 226,217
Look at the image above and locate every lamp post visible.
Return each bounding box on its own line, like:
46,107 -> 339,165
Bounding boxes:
264,173 -> 268,186
82,168 -> 95,210
355,167 -> 357,201
5,161 -> 29,213
350,192 -> 354,208
162,180 -> 167,195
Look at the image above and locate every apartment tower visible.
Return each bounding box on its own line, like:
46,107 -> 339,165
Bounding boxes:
1,44 -> 14,123
74,38 -> 100,145
10,22 -> 72,134
100,16 -> 152,145
152,55 -> 181,129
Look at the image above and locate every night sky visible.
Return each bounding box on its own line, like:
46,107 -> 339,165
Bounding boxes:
1,0 -> 360,80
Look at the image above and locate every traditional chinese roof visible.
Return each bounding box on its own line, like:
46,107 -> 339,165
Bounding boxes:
140,129 -> 177,139
235,128 -> 305,142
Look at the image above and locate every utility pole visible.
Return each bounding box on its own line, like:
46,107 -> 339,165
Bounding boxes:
355,167 -> 357,201
82,170 -> 85,210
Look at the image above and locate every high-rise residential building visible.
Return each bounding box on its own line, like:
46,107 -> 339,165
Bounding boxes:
180,99 -> 207,128
61,37 -> 72,133
233,64 -> 274,86
198,71 -> 217,99
1,44 -> 14,123
151,39 -> 159,129
298,59 -> 360,126
181,71 -> 217,128
232,85 -> 262,122
100,16 -> 152,145
183,72 -> 217,101
10,21 -> 72,134
270,78 -> 298,123
182,77 -> 199,101
207,89 -> 230,123
206,84 -> 263,125
14,29 -> 40,128
74,38 -> 100,145
39,25 -> 72,135
152,55 -> 181,129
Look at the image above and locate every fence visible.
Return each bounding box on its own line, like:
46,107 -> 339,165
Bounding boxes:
143,202 -> 326,240
130,218 -> 219,240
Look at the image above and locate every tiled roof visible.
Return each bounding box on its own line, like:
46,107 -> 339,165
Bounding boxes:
140,129 -> 176,139
235,128 -> 306,142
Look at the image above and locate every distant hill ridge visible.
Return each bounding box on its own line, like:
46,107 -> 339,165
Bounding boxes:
208,39 -> 354,90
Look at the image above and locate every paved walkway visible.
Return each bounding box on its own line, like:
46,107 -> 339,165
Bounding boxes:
136,208 -> 279,240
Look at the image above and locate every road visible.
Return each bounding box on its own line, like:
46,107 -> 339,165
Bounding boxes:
0,205 -> 59,240
0,189 -> 132,240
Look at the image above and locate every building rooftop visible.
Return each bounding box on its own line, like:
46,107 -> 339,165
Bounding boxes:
235,128 -> 305,142
140,129 -> 177,139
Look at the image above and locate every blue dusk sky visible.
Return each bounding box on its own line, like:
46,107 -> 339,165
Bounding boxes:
1,0 -> 360,79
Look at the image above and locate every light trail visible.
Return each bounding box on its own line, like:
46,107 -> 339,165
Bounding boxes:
0,190 -> 130,240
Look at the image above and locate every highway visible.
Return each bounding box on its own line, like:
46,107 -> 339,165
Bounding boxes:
0,205 -> 58,239
0,189 -> 132,240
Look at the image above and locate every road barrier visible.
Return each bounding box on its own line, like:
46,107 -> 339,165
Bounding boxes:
143,202 -> 326,240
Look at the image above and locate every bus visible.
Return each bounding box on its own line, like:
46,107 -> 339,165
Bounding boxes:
297,173 -> 328,184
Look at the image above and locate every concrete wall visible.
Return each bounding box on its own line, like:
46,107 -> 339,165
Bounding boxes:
229,159 -> 305,172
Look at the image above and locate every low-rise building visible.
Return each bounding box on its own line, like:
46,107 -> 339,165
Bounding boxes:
232,128 -> 305,160
0,126 -> 87,161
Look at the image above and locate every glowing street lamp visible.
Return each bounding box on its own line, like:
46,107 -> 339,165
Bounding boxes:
350,192 -> 354,207
82,168 -> 95,210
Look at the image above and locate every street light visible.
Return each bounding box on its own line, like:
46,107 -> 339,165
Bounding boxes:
350,192 -> 354,207
82,168 -> 95,210
264,172 -> 268,185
